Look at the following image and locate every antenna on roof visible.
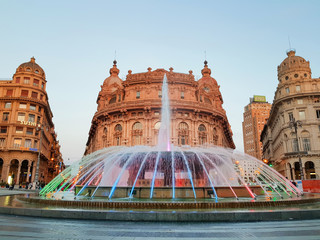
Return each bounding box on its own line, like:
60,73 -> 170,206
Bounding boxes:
286,36 -> 296,55
288,36 -> 292,49
114,50 -> 117,61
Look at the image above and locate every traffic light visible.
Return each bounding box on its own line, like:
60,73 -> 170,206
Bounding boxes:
268,163 -> 273,167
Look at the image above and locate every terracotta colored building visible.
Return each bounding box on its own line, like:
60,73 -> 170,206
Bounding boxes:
0,57 -> 64,185
242,96 -> 271,159
261,50 -> 320,180
85,61 -> 235,154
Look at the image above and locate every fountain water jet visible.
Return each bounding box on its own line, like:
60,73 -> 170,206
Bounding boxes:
40,74 -> 302,203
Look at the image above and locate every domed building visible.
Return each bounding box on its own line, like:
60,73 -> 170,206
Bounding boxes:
85,61 -> 235,154
0,57 -> 64,186
261,50 -> 320,180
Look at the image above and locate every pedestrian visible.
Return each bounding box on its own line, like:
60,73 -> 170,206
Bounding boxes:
25,182 -> 29,189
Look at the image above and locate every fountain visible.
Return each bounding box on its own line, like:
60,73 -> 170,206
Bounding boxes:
38,74 -> 302,204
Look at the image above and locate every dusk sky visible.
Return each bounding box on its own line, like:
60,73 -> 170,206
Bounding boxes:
1,1 -> 320,164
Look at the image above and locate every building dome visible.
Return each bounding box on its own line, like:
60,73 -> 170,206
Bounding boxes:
277,50 -> 311,81
16,57 -> 45,77
102,60 -> 123,89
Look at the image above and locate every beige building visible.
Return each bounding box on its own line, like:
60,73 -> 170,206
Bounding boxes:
0,57 -> 64,185
85,61 -> 235,154
261,50 -> 320,180
242,96 -> 271,160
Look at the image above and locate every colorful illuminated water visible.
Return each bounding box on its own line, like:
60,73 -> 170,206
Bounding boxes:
40,74 -> 301,201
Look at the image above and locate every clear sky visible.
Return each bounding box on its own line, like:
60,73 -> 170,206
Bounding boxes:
1,1 -> 320,164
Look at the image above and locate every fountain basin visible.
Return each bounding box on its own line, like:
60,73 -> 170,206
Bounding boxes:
75,185 -> 264,199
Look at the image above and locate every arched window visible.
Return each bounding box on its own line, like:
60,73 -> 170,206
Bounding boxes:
178,122 -> 189,145
132,122 -> 143,145
213,127 -> 218,145
154,122 -> 161,130
305,161 -> 316,179
198,124 -> 207,145
109,95 -> 116,104
102,127 -> 108,147
114,124 -> 122,146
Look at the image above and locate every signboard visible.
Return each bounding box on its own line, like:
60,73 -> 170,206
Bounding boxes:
253,95 -> 266,102
19,147 -> 38,151
20,121 -> 37,126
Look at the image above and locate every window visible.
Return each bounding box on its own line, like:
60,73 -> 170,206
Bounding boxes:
292,139 -> 299,152
30,105 -> 36,111
41,82 -> 44,89
0,126 -> 7,134
299,111 -> 305,120
200,95 -> 203,102
115,124 -> 122,131
155,112 -> 159,116
28,114 -> 35,123
40,94 -> 43,100
13,138 -> 22,148
17,113 -> 25,121
118,94 -> 121,102
181,91 -> 184,99
296,85 -> 301,92
19,103 -> 27,109
33,79 -> 39,87
316,110 -> 320,119
26,128 -> 33,135
37,116 -> 41,124
297,99 -> 303,104
285,87 -> 290,93
294,74 -> 299,78
21,90 -> 28,97
6,89 -> 13,96
288,113 -> 294,122
109,95 -> 116,104
38,106 -> 42,113
4,102 -> 11,109
15,127 -> 23,134
24,139 -> 32,148
35,70 -> 39,74
0,138 -> 5,147
136,91 -> 140,99
2,112 -> 9,122
302,138 -> 311,151
23,77 -> 30,84
158,91 -> 162,98
34,140 -> 38,148
16,77 -> 20,83
154,122 -> 161,130
31,92 -> 38,99
178,122 -> 189,145
26,68 -> 31,72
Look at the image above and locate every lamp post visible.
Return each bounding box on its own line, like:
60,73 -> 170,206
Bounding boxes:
289,117 -> 304,180
33,124 -> 43,189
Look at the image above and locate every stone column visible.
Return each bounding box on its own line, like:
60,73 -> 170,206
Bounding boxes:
16,162 -> 22,184
26,164 -> 31,183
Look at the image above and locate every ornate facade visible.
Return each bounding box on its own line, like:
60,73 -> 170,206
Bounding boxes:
261,50 -> 320,180
85,61 -> 235,155
0,57 -> 64,185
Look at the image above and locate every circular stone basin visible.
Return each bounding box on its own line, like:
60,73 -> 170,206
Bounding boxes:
18,193 -> 320,210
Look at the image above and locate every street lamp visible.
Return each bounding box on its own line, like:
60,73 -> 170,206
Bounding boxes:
289,117 -> 304,180
33,124 -> 43,189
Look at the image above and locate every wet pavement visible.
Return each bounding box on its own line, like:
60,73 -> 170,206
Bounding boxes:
0,213 -> 319,239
